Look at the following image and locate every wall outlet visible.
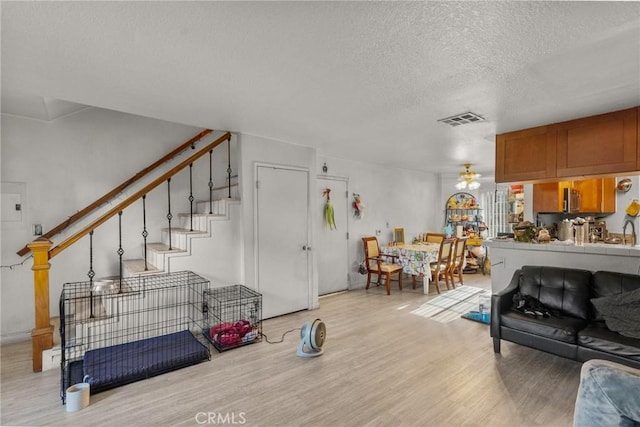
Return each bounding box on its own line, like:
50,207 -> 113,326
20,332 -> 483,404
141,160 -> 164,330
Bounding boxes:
32,224 -> 43,236
375,229 -> 382,236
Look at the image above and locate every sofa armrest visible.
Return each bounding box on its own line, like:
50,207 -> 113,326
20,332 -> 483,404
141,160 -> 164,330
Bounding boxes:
490,269 -> 521,339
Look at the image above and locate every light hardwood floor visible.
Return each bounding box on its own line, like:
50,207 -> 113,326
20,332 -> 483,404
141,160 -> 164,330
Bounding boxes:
1,274 -> 581,426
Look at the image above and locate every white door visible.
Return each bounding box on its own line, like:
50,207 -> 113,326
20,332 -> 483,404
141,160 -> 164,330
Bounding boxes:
256,166 -> 310,318
316,177 -> 349,295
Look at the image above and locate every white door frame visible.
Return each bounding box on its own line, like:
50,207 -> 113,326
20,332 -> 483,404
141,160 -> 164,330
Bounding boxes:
253,162 -> 315,312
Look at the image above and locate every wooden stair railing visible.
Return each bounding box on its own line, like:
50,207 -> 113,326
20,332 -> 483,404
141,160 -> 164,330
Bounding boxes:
49,131 -> 231,259
17,129 -> 213,257
28,130 -> 231,372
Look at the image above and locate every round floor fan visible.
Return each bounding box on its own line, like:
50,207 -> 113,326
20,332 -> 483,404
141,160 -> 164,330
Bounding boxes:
296,319 -> 326,358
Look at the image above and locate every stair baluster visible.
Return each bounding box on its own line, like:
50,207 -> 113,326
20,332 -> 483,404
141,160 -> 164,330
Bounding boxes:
208,150 -> 214,214
88,230 -> 95,318
142,195 -> 148,271
227,138 -> 232,199
189,163 -> 194,232
117,211 -> 124,292
167,178 -> 173,250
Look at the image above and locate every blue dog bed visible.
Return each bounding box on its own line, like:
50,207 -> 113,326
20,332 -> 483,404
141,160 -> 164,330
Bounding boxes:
82,330 -> 210,393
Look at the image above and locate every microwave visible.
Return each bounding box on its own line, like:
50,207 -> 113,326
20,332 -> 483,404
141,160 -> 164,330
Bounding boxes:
563,188 -> 581,213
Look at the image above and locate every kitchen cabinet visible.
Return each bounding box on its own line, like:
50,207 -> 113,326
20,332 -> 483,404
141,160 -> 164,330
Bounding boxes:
573,178 -> 616,213
532,177 -> 616,213
495,125 -> 557,183
532,182 -> 563,213
495,106 -> 639,183
556,107 -> 638,177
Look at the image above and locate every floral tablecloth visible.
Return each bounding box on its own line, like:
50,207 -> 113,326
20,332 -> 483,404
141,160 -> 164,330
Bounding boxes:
381,243 -> 440,279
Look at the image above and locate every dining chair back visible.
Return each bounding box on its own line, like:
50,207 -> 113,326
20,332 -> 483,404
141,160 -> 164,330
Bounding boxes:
448,236 -> 468,288
362,236 -> 403,295
429,237 -> 456,294
425,232 -> 446,244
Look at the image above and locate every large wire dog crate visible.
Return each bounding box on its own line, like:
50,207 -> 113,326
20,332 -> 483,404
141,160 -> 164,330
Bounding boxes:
59,271 -> 211,403
204,285 -> 262,352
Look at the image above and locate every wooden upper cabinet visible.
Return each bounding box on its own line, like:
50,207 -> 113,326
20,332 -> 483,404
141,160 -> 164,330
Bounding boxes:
573,177 -> 616,213
533,177 -> 616,213
556,107 -> 638,177
532,182 -> 562,212
495,125 -> 557,183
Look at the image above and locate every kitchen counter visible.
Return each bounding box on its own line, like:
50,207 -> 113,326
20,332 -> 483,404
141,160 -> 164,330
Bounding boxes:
484,238 -> 640,293
484,238 -> 640,256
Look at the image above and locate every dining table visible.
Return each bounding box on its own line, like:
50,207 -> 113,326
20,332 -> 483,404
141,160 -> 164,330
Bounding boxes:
381,242 -> 440,294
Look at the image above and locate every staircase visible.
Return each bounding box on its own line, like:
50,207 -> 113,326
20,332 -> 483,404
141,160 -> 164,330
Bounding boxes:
21,129 -> 237,372
123,198 -> 240,276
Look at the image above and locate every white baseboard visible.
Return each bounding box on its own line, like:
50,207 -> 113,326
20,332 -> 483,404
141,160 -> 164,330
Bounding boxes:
0,330 -> 31,346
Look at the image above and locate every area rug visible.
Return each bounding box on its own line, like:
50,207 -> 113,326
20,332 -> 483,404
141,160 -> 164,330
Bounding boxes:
410,285 -> 491,323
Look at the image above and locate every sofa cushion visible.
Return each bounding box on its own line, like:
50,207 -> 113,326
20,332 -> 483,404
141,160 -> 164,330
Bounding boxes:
592,271 -> 640,321
501,310 -> 588,344
591,288 -> 640,339
578,322 -> 640,362
519,266 -> 592,320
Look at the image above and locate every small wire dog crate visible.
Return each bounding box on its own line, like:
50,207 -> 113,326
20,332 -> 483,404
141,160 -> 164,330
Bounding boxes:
204,285 -> 262,351
59,271 -> 211,403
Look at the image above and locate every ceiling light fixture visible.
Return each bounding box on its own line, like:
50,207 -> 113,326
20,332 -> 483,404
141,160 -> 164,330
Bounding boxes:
455,163 -> 481,190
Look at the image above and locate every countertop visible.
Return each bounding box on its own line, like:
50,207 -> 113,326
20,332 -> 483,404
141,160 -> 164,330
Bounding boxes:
483,238 -> 640,257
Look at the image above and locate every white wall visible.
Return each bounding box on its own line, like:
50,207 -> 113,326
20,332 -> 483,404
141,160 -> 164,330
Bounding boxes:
317,155 -> 439,287
0,109 -> 233,342
2,110 -> 447,342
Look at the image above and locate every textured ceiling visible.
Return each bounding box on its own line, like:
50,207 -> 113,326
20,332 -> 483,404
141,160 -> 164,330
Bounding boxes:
2,1 -> 639,180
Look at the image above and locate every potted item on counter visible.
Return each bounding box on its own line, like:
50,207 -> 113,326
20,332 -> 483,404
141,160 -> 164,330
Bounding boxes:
537,228 -> 551,243
513,221 -> 537,243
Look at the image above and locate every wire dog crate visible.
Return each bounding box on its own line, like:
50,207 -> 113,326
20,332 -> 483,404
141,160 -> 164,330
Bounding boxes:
204,285 -> 262,352
59,271 -> 211,403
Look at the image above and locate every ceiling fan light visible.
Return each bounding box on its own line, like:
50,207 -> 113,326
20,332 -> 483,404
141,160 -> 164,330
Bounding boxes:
455,163 -> 480,190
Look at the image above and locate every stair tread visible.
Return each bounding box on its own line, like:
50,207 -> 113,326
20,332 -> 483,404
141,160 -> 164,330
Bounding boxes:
177,213 -> 225,218
122,259 -> 163,275
161,228 -> 207,234
196,197 -> 240,203
147,243 -> 187,253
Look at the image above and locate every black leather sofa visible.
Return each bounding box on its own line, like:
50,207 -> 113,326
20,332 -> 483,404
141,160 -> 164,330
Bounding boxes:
491,265 -> 640,369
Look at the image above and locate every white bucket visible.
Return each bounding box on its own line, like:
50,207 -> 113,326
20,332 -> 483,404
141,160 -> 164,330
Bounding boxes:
66,383 -> 90,412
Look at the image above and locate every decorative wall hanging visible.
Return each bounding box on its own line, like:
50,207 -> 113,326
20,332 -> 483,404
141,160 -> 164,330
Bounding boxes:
322,188 -> 336,230
352,193 -> 364,219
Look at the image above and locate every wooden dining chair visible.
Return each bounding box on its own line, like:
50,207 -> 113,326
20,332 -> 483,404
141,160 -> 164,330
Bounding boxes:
428,237 -> 456,294
448,236 -> 468,288
362,236 -> 403,295
424,232 -> 446,244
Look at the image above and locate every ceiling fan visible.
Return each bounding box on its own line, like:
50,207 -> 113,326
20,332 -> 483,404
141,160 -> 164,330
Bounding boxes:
455,163 -> 481,190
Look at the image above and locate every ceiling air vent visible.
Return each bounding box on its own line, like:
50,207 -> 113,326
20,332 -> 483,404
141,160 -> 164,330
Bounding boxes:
438,112 -> 485,127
